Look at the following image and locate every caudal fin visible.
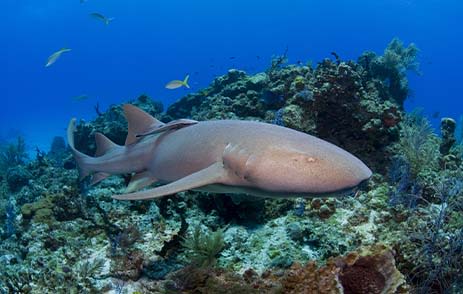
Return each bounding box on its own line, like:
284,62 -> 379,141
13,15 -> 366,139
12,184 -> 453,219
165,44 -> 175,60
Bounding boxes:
183,74 -> 190,89
105,17 -> 115,25
67,118 -> 93,180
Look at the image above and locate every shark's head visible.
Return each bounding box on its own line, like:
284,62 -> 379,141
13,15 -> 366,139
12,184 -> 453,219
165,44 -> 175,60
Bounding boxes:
238,138 -> 372,197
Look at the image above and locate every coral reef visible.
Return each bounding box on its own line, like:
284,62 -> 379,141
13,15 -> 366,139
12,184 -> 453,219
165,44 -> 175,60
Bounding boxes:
155,244 -> 407,294
1,39 -> 462,293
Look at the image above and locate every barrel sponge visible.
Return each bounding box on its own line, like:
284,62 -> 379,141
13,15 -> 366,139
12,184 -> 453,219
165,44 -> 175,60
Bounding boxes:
280,244 -> 408,294
336,244 -> 408,294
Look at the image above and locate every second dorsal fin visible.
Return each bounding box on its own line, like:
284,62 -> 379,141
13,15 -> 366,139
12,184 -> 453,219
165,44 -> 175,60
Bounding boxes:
123,104 -> 164,145
95,132 -> 119,157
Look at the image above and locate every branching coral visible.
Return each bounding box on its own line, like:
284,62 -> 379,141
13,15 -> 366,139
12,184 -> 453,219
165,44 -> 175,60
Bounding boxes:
383,38 -> 420,75
358,38 -> 420,105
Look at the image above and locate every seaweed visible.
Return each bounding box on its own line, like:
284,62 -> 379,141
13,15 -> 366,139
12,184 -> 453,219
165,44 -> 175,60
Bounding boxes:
0,258 -> 106,293
77,258 -> 106,283
267,46 -> 289,78
394,110 -> 439,177
388,157 -> 420,208
408,176 -> 463,293
180,225 -> 226,267
0,136 -> 28,171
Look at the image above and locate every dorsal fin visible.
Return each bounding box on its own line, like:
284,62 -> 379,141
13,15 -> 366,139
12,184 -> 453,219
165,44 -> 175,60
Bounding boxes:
123,104 -> 164,145
95,132 -> 118,157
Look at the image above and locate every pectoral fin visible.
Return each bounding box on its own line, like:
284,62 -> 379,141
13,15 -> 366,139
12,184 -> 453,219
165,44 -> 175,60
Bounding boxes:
113,162 -> 226,200
91,172 -> 111,185
126,171 -> 158,193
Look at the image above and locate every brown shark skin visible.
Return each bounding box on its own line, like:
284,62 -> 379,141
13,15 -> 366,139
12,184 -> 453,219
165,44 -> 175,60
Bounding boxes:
68,107 -> 372,200
149,120 -> 371,193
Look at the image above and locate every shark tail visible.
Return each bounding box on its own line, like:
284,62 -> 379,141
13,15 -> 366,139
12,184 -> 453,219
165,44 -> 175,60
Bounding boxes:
67,118 -> 94,180
67,118 -> 124,184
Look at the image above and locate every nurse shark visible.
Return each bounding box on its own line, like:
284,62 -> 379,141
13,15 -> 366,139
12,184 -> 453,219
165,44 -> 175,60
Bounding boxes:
67,104 -> 372,200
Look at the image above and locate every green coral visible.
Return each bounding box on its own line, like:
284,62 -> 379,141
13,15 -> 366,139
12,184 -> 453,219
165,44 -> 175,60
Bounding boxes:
181,225 -> 226,267
21,196 -> 56,225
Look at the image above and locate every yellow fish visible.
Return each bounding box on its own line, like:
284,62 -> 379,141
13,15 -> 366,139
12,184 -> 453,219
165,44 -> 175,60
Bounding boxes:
165,75 -> 190,90
90,12 -> 115,25
45,48 -> 71,67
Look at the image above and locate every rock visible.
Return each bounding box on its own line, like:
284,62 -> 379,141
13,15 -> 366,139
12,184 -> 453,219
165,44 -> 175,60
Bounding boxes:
318,204 -> 333,219
286,223 -> 304,242
439,117 -> 456,155
246,73 -> 269,90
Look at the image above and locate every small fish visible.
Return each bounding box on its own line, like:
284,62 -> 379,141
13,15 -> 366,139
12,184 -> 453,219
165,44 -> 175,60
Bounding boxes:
45,48 -> 71,67
73,94 -> 89,101
229,56 -> 236,60
90,12 -> 115,25
165,75 -> 190,90
80,0 -> 87,3
432,111 -> 440,119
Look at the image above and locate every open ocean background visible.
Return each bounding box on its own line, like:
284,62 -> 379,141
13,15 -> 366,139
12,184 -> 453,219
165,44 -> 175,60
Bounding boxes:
3,0 -> 462,153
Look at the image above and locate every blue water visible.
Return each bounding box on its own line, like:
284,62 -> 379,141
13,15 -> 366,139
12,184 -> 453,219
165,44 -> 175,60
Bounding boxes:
3,0 -> 463,152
